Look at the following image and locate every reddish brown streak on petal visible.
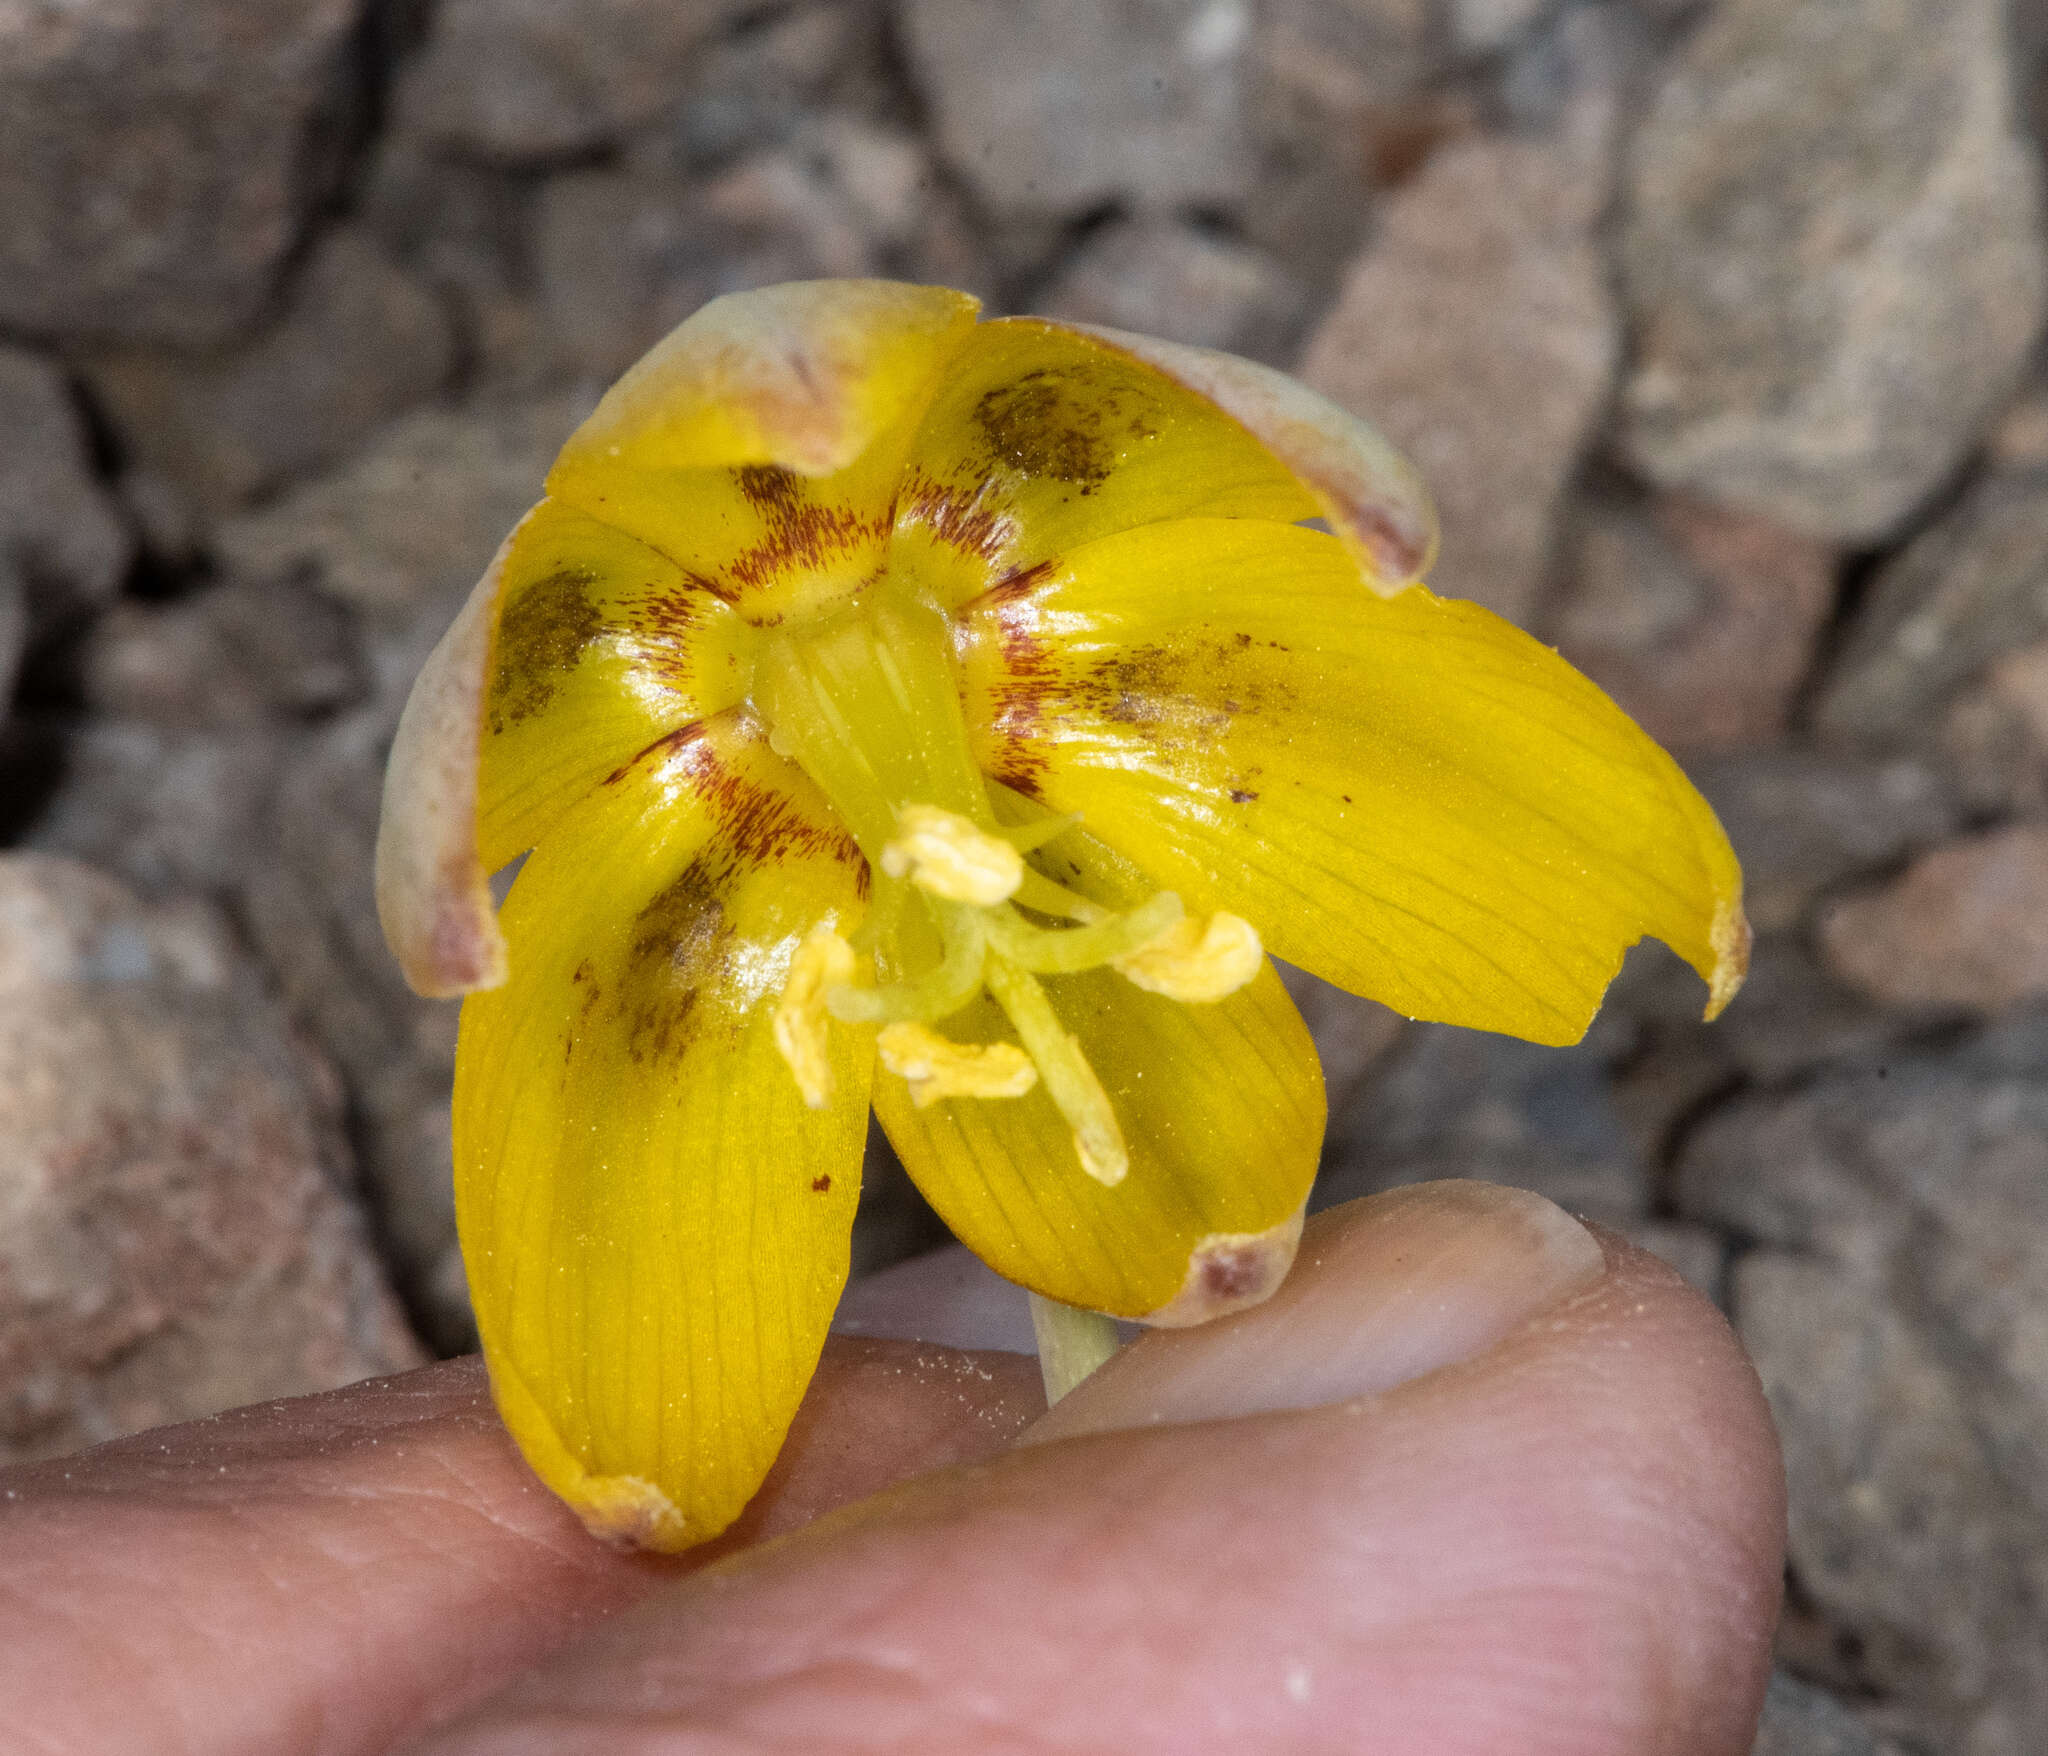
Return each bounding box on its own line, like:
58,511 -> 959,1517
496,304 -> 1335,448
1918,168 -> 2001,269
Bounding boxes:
716,464 -> 892,606
620,577 -> 724,696
670,723 -> 865,872
896,467 -> 1015,563
959,568 -> 1061,801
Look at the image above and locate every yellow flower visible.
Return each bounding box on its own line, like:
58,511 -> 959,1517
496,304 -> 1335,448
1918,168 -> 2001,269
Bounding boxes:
375,280 -> 1748,1552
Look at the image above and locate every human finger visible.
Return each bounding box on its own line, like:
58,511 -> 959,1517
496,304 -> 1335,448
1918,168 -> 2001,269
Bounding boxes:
0,1337 -> 1043,1756
412,1183 -> 1786,1756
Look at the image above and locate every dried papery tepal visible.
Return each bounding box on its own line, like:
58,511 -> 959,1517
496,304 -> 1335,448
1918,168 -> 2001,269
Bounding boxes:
375,279 -> 1748,1552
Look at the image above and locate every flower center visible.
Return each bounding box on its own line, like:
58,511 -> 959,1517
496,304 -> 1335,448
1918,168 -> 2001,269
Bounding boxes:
752,588 -> 1259,1185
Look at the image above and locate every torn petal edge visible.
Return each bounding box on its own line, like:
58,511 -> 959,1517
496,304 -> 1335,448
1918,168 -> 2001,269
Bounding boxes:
1045,320 -> 1441,592
1138,1205 -> 1306,1329
373,514 -> 530,998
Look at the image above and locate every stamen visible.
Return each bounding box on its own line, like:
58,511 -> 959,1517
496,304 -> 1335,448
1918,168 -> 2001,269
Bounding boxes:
1113,911 -> 1265,1003
827,903 -> 986,1024
773,925 -> 855,1108
984,952 -> 1128,1186
983,891 -> 1185,974
880,806 -> 1023,906
877,1021 -> 1038,1108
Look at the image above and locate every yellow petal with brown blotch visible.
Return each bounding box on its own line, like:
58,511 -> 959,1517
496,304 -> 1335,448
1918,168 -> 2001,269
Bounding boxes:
959,518 -> 1747,1045
876,828 -> 1322,1322
376,499 -> 760,999
455,712 -> 871,1551
476,499 -> 757,873
547,281 -> 983,628
889,318 -> 1323,613
1046,320 -> 1440,590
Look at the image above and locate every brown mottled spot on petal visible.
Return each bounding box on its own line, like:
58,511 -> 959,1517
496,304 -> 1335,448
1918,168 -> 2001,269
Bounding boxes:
1071,633 -> 1288,751
811,1174 -> 832,1193
972,365 -> 1162,494
620,854 -> 733,1065
488,568 -> 606,735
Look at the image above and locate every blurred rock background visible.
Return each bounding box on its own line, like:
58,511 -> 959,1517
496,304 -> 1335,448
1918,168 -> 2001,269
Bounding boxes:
1,1 -> 2045,1750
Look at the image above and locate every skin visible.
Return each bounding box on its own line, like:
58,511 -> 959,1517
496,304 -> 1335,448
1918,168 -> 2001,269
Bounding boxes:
0,1184 -> 1785,1755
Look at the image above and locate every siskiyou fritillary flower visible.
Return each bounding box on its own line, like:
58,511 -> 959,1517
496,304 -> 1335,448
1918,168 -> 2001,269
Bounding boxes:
376,280 -> 1748,1551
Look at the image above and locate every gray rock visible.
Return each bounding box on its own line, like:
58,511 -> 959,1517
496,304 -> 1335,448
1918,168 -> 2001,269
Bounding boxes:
1552,490 -> 1838,754
84,229 -> 456,521
1620,0 -> 2047,541
1686,749 -> 1959,937
1750,1672 -> 1881,1756
1619,1218 -> 1725,1299
1299,134 -> 1617,621
78,578 -> 362,730
1814,468 -> 2048,750
1321,1018 -> 1649,1224
1238,0 -> 1458,282
535,162 -> 881,385
240,700 -> 472,1353
1039,218 -> 1312,363
0,568 -> 24,716
215,393 -> 587,626
900,0 -> 1258,218
0,348 -> 133,639
25,719 -> 279,898
0,0 -> 360,346
1938,635 -> 2048,814
1818,824 -> 2048,1016
0,854 -> 423,1465
1681,1060 -> 2048,1754
355,137 -> 537,395
1695,934 -> 1903,1086
1451,0 -> 1553,53
1276,962 -> 1404,1119
629,2 -> 889,175
391,0 -> 756,163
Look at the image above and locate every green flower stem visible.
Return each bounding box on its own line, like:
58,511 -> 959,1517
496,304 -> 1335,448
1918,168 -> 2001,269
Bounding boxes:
1029,1291 -> 1122,1404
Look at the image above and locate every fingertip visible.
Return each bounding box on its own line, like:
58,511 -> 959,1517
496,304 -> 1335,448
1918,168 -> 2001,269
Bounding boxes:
1025,1180 -> 1608,1442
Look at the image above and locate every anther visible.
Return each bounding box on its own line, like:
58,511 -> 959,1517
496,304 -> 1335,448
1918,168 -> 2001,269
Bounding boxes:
880,806 -> 1023,906
773,925 -> 856,1107
877,1021 -> 1038,1108
1114,911 -> 1264,1002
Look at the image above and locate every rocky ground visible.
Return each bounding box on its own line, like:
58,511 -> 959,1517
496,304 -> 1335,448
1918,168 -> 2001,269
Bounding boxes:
2,2 -> 2046,1751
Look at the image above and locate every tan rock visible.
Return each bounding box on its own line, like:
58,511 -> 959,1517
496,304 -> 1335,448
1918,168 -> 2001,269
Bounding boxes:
1819,824 -> 2048,1013
1299,135 -> 1617,622
0,854 -> 423,1464
1551,492 -> 1837,752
